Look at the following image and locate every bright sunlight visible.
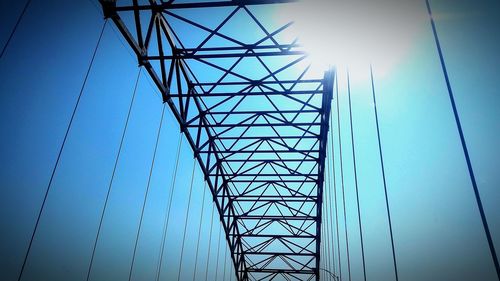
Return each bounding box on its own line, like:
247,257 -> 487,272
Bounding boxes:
278,0 -> 424,78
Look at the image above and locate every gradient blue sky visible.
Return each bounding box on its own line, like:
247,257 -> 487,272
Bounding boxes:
0,0 -> 499,281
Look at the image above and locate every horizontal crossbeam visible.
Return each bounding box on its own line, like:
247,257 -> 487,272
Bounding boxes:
100,1 -> 333,280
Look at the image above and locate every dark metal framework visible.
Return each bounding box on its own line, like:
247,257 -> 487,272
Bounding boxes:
100,1 -> 333,280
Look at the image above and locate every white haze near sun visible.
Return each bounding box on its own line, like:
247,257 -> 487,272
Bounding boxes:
277,0 -> 425,79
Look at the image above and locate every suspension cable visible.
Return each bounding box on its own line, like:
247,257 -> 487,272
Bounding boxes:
229,255 -> 234,281
128,104 -> 166,281
346,70 -> 367,281
326,140 -> 336,279
222,244 -> 228,281
0,0 -> 32,59
321,226 -> 325,279
321,189 -> 328,279
86,67 -> 141,281
16,20 -> 107,281
156,135 -> 183,281
192,181 -> 208,281
328,111 -> 338,278
325,143 -> 334,277
370,65 -> 399,281
214,223 -> 223,281
321,187 -> 326,278
204,205 -> 216,281
336,72 -> 352,281
331,76 -> 343,281
320,267 -> 340,281
425,1 -> 499,279
320,173 -> 330,276
177,160 -> 198,281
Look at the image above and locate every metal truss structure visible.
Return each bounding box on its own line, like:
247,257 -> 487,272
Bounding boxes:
100,1 -> 334,280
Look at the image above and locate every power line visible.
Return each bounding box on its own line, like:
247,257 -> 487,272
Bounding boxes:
370,65 -> 399,281
425,1 -> 499,279
16,20 -> 108,281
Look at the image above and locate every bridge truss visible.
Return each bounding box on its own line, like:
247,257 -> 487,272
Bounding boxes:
100,1 -> 334,280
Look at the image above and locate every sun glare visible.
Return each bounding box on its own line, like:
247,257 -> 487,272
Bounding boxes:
278,0 -> 423,80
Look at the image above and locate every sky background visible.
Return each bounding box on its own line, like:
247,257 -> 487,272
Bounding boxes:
0,0 -> 499,281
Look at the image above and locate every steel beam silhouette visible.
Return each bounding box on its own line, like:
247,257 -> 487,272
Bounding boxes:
99,1 -> 334,280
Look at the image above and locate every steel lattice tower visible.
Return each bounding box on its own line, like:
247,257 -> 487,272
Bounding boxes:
100,1 -> 334,280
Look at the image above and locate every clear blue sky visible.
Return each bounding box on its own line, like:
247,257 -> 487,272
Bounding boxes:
0,0 -> 499,281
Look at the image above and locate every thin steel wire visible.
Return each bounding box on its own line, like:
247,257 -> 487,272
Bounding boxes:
16,20 -> 108,281
86,67 -> 142,281
0,0 -> 32,59
192,181 -> 208,281
370,65 -> 399,281
425,1 -> 499,279
128,104 -> 167,281
204,205 -> 216,281
214,223 -> 223,281
176,160 -> 198,281
156,135 -> 183,281
336,72 -> 352,281
346,70 -> 367,281
332,76 -> 343,281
